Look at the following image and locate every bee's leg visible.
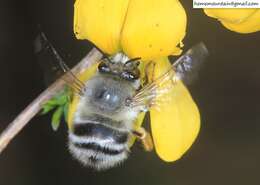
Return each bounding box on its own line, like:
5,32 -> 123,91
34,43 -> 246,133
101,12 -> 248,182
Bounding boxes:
132,127 -> 154,152
144,61 -> 156,85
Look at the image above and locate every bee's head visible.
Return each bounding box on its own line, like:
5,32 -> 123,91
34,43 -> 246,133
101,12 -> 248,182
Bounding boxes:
98,53 -> 141,82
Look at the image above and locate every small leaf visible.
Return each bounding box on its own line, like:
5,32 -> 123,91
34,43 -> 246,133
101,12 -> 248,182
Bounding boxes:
41,104 -> 56,115
52,87 -> 72,105
54,94 -> 68,105
40,86 -> 72,131
51,106 -> 63,131
44,98 -> 60,106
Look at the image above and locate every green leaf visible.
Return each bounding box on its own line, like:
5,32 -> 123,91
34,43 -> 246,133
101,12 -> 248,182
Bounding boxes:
51,106 -> 63,131
54,94 -> 68,105
41,104 -> 56,115
40,86 -> 72,131
52,86 -> 72,105
44,98 -> 60,106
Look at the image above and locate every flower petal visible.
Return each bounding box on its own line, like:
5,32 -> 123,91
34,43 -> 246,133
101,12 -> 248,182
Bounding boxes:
74,0 -> 129,54
148,57 -> 200,161
121,0 -> 186,60
204,9 -> 260,33
221,10 -> 260,33
204,9 -> 257,24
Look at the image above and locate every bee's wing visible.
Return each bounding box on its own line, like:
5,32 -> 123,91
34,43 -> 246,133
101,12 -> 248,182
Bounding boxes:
130,43 -> 209,109
130,43 -> 208,161
34,32 -> 63,85
173,42 -> 208,85
34,31 -> 86,95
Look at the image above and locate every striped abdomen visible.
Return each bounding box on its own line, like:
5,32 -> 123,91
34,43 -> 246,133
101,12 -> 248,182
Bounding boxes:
68,119 -> 130,170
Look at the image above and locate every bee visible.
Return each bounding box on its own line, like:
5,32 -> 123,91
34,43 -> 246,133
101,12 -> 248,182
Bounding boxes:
67,53 -> 148,170
35,33 -> 208,170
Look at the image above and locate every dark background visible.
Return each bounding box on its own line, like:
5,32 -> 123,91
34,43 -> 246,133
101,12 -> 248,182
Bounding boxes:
0,0 -> 260,185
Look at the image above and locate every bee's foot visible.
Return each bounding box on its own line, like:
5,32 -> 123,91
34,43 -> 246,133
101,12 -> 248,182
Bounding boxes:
132,127 -> 154,152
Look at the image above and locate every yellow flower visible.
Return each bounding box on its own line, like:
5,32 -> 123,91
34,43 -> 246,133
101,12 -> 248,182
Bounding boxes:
204,9 -> 260,33
74,0 -> 186,60
72,0 -> 200,162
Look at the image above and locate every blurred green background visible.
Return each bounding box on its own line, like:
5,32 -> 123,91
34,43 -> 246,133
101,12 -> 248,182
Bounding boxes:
0,0 -> 260,185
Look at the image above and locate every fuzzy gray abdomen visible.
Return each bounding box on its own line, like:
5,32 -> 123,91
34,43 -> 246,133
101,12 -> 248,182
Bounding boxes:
68,115 -> 130,170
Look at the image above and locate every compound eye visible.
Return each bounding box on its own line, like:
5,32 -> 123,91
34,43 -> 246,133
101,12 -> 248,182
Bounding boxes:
121,71 -> 138,81
98,62 -> 110,73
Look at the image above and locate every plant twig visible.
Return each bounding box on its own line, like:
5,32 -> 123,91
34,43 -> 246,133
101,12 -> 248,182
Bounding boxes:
0,48 -> 102,153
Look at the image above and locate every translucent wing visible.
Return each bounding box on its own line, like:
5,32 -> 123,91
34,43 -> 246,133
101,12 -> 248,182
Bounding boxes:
129,43 -> 209,109
34,32 -> 63,85
34,31 -> 86,95
173,42 -> 208,85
